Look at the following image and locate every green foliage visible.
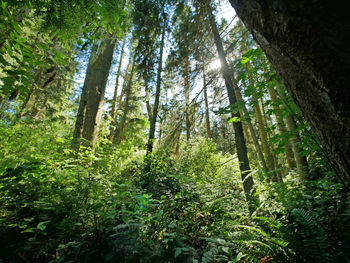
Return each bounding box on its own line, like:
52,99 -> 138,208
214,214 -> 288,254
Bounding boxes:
1,1 -> 349,262
290,208 -> 332,263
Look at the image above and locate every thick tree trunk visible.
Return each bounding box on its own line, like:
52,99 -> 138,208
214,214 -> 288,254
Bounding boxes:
72,39 -> 99,150
81,33 -> 116,149
229,0 -> 350,185
147,20 -> 166,154
207,2 -> 255,206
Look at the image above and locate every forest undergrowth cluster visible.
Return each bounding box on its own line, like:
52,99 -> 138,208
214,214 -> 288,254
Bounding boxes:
0,118 -> 349,263
1,1 -> 350,262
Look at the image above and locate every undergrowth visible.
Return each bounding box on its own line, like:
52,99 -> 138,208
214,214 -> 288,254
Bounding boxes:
0,119 -> 349,262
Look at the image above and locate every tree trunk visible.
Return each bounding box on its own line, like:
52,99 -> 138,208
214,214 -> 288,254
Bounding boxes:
72,39 -> 99,150
113,51 -> 137,145
285,113 -> 309,179
109,36 -> 126,138
81,33 -> 117,149
254,99 -> 279,181
184,62 -> 191,142
232,77 -> 268,172
228,0 -> 350,185
146,18 -> 166,154
267,86 -> 296,170
159,89 -> 168,140
207,2 -> 255,206
203,72 -> 211,138
145,81 -> 153,123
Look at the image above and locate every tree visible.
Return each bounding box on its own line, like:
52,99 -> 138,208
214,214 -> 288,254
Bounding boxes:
113,50 -> 137,144
206,1 -> 255,206
228,0 -> 350,185
109,35 -> 127,140
73,32 -> 117,150
146,8 -> 167,154
203,72 -> 211,138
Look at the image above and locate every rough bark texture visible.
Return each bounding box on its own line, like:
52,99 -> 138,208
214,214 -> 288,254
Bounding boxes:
82,33 -> 116,149
229,0 -> 350,185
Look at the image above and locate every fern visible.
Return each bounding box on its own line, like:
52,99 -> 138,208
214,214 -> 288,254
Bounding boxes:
291,208 -> 333,263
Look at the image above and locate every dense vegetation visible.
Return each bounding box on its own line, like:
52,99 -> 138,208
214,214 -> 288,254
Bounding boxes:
1,0 -> 349,262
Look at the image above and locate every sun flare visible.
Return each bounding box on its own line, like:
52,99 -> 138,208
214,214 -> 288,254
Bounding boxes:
209,58 -> 222,70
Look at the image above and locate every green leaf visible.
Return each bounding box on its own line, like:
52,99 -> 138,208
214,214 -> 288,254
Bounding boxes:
21,228 -> 35,233
228,117 -> 241,123
241,49 -> 254,64
37,220 -> 50,231
174,247 -> 182,258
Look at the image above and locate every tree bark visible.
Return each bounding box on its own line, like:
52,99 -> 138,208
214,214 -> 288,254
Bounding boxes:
207,2 -> 255,206
228,0 -> 350,185
72,39 -> 99,150
81,33 -> 117,149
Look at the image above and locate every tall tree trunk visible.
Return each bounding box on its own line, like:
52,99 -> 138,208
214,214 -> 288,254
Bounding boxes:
278,86 -> 309,178
145,81 -> 152,123
260,98 -> 283,181
267,86 -> 296,170
285,113 -> 309,179
109,58 -> 131,142
72,39 -> 99,150
207,2 -> 255,206
184,66 -> 191,142
232,77 -> 268,172
81,33 -> 117,149
159,88 -> 168,140
239,29 -> 277,177
146,18 -> 166,154
228,0 -> 350,186
254,99 -> 278,181
203,72 -> 211,138
109,36 -> 126,139
113,51 -> 137,144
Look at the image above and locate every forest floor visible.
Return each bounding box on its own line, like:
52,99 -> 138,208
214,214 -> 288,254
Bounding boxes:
0,119 -> 349,263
